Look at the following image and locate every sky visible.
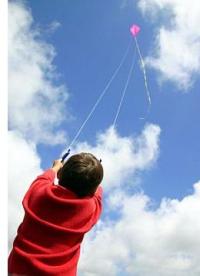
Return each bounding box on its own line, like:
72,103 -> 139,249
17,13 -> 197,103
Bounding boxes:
8,0 -> 200,275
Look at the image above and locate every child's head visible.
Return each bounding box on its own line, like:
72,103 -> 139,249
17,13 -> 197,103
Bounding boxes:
58,152 -> 103,197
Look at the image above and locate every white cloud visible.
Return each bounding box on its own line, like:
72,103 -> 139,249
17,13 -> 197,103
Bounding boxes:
8,130 -> 42,250
8,0 -> 69,144
73,124 -> 161,190
79,181 -> 200,276
138,0 -> 200,89
47,21 -> 61,33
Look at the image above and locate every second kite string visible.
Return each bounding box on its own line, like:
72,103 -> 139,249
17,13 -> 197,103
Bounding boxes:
67,39 -> 134,149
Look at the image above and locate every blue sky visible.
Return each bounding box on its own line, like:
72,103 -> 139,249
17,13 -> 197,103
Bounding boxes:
28,0 -> 200,201
8,1 -> 200,275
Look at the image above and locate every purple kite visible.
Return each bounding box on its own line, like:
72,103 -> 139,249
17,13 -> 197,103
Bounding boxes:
130,24 -> 141,37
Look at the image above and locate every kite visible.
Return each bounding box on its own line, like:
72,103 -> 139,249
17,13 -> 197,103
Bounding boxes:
130,24 -> 141,36
61,24 -> 151,162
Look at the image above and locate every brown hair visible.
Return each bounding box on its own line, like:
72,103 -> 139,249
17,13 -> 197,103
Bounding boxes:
58,152 -> 103,197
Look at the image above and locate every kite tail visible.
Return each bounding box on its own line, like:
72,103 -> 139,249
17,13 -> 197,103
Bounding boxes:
134,36 -> 151,107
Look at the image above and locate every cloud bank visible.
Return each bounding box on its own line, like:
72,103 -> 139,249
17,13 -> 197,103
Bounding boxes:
79,181 -> 200,276
8,0 -> 69,144
74,124 -> 160,190
8,130 -> 42,249
138,0 -> 200,89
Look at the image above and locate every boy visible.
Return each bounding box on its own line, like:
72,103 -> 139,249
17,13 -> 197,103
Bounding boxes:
8,152 -> 104,276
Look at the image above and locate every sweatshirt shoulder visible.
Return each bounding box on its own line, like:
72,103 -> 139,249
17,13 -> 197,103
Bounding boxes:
23,169 -> 56,200
94,185 -> 103,198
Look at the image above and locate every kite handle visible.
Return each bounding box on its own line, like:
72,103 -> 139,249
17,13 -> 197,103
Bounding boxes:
61,149 -> 71,163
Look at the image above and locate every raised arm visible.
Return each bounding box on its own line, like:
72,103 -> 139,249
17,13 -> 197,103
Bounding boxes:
27,160 -> 63,191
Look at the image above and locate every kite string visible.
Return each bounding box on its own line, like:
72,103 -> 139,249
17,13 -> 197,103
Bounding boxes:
67,39 -> 132,149
113,46 -> 137,127
134,36 -> 151,106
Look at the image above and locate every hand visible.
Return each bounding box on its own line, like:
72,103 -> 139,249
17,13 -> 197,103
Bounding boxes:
52,160 -> 63,173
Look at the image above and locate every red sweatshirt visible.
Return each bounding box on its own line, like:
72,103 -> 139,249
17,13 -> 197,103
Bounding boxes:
8,169 -> 103,276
